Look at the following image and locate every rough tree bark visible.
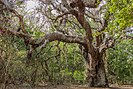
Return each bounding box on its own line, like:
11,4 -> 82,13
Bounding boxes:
80,42 -> 110,87
85,50 -> 109,87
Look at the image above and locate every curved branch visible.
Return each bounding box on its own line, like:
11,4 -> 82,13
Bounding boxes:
0,26 -> 86,48
69,5 -> 93,42
38,32 -> 86,46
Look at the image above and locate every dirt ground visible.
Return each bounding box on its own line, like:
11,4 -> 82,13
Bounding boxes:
1,84 -> 133,89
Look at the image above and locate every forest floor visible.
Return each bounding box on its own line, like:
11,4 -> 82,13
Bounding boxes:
1,84 -> 133,89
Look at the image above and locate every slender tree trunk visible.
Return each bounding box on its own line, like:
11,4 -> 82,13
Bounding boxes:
85,51 -> 109,87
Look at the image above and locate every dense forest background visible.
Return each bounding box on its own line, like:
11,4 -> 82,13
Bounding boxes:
0,0 -> 133,88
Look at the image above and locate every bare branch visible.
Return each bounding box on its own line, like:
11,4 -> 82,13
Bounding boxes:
38,32 -> 86,46
0,26 -> 86,48
54,11 -> 71,22
99,37 -> 115,53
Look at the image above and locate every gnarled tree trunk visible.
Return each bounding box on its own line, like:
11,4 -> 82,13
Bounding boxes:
85,50 -> 109,87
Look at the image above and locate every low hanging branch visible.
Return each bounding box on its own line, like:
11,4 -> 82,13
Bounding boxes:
0,26 -> 87,48
0,26 -> 88,60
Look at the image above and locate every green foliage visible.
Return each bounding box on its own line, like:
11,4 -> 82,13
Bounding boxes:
107,1 -> 133,84
107,39 -> 133,84
106,0 -> 133,37
0,34 -> 85,85
0,35 -> 26,84
35,42 -> 85,84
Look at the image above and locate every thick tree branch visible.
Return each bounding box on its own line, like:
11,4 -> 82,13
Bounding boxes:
38,32 -> 86,46
0,26 -> 87,48
69,0 -> 93,42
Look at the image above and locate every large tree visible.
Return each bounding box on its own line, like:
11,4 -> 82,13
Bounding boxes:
0,0 -> 132,87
